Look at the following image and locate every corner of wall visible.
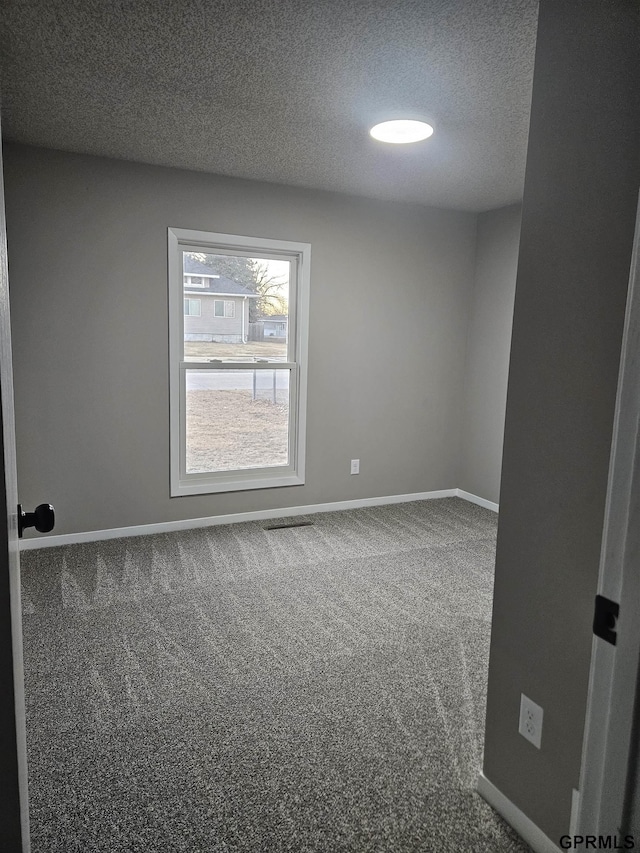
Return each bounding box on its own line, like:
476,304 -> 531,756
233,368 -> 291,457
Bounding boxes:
456,211 -> 480,491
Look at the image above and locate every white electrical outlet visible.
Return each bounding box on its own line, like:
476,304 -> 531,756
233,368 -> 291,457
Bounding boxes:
519,693 -> 543,749
350,459 -> 360,475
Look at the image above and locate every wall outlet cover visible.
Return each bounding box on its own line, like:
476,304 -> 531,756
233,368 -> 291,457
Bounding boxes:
519,693 -> 543,749
350,459 -> 360,475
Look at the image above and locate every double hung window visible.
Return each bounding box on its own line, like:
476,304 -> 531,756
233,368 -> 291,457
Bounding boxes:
168,228 -> 310,496
184,298 -> 201,316
214,299 -> 235,318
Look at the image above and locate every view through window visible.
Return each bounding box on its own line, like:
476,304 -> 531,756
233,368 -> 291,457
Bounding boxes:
169,229 -> 310,496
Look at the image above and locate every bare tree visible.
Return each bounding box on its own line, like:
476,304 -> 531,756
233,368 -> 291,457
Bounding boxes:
251,260 -> 288,318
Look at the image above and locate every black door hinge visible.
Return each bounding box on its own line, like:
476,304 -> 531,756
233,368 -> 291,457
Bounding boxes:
593,595 -> 619,646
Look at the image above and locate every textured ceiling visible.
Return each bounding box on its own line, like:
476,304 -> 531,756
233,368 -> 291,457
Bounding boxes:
0,0 -> 539,212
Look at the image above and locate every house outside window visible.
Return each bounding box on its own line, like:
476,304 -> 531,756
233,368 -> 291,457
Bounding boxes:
168,228 -> 310,496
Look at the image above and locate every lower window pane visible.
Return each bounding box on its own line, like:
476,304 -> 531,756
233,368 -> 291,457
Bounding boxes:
185,369 -> 290,474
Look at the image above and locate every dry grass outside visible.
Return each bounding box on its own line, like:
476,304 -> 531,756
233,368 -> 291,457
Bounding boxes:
184,340 -> 287,361
186,389 -> 289,473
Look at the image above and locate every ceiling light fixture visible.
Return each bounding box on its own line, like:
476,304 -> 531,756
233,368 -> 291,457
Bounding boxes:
369,119 -> 434,144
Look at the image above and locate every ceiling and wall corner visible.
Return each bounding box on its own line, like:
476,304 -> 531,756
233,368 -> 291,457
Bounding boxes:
0,0 -> 539,535
0,0 -> 538,213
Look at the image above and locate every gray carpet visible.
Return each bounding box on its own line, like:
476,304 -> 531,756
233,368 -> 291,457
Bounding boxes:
20,497 -> 530,852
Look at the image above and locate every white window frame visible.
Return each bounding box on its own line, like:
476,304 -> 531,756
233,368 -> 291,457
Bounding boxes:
213,299 -> 235,318
184,297 -> 201,316
168,227 -> 310,496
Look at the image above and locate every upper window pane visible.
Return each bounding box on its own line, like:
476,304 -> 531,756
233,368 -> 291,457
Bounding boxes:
183,251 -> 290,363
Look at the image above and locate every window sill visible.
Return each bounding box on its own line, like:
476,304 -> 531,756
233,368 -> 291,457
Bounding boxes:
171,472 -> 305,497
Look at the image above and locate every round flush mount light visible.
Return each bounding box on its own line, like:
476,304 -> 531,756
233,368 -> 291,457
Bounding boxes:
369,119 -> 434,144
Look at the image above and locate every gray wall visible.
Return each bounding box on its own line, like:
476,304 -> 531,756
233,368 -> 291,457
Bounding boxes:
4,144 -> 477,537
483,0 -> 640,843
459,204 -> 521,504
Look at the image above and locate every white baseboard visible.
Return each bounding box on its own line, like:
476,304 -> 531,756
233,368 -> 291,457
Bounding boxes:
477,772 -> 562,853
19,488 -> 464,550
457,489 -> 499,512
569,789 -> 580,837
